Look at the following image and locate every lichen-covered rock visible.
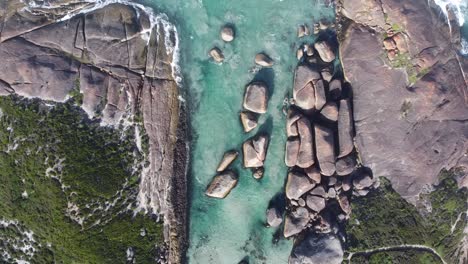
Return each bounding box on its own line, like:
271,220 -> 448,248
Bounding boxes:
284,207 -> 310,238
315,124 -> 336,176
216,150 -> 238,172
243,82 -> 268,114
205,171 -> 238,198
285,171 -> 316,200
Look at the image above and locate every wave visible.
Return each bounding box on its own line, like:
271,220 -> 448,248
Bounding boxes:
432,0 -> 467,26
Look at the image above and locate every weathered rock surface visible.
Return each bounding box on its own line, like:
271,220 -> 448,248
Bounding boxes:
315,124 -> 336,176
293,65 -> 321,110
339,0 -> 468,200
285,172 -> 316,200
243,82 -> 269,114
286,110 -> 301,137
284,207 -> 310,238
266,207 -> 283,227
314,80 -> 327,110
255,53 -> 274,67
310,186 -> 327,197
336,155 -> 357,176
285,138 -> 301,167
243,135 -> 269,168
305,166 -> 322,184
0,2 -> 186,263
314,41 -> 336,62
289,232 -> 343,264
205,171 -> 239,198
294,81 -> 316,111
216,151 -> 238,172
240,111 -> 258,132
337,99 -> 354,158
320,102 -> 338,122
306,195 -> 326,212
296,117 -> 315,168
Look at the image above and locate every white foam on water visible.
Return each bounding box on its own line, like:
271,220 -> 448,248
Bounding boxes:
433,0 -> 467,26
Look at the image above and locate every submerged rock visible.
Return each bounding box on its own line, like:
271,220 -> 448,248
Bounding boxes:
289,232 -> 343,264
255,53 -> 274,67
285,171 -> 316,200
216,150 -> 238,172
266,207 -> 283,227
209,47 -> 225,62
284,207 -> 310,238
205,171 -> 238,198
220,25 -> 235,42
253,167 -> 264,179
297,24 -> 309,38
240,111 -> 258,132
243,82 -> 269,114
314,41 -> 336,62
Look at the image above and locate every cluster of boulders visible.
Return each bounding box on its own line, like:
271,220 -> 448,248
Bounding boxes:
209,25 -> 235,63
264,27 -> 376,241
382,32 -> 409,61
297,20 -> 334,38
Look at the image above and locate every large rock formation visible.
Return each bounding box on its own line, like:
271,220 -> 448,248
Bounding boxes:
0,1 -> 187,262
289,233 -> 343,264
338,0 -> 468,201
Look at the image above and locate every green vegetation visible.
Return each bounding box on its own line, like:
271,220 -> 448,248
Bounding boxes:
347,172 -> 467,264
0,95 -> 163,263
69,78 -> 83,106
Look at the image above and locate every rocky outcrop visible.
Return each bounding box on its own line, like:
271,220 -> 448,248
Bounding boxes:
266,207 -> 283,227
0,1 -> 186,263
205,171 -> 239,198
338,0 -> 468,200
315,124 -> 336,176
285,171 -> 316,200
296,117 -> 315,168
243,82 -> 269,114
284,207 -> 310,238
289,232 -> 343,264
243,134 -> 269,168
240,111 -> 258,132
216,151 -> 238,172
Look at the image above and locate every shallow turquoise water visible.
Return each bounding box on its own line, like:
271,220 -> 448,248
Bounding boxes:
140,0 -> 334,263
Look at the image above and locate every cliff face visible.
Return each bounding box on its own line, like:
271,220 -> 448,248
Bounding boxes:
337,0 -> 468,202
0,1 -> 186,263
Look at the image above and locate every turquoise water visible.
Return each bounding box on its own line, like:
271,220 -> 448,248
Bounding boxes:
141,0 -> 334,262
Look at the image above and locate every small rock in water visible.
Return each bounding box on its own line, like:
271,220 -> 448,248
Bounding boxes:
243,135 -> 269,168
240,111 -> 258,132
305,44 -> 314,56
220,25 -> 235,42
266,207 -> 283,227
255,53 -> 274,67
253,167 -> 264,179
216,150 -> 239,172
243,82 -> 269,114
205,171 -> 238,198
297,24 -> 309,38
296,48 -> 304,60
314,41 -> 336,62
209,47 -> 224,62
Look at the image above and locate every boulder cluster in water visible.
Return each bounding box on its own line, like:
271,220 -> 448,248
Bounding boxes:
205,25 -> 274,198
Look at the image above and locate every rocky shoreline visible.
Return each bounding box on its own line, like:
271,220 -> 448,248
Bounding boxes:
0,1 -> 188,263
